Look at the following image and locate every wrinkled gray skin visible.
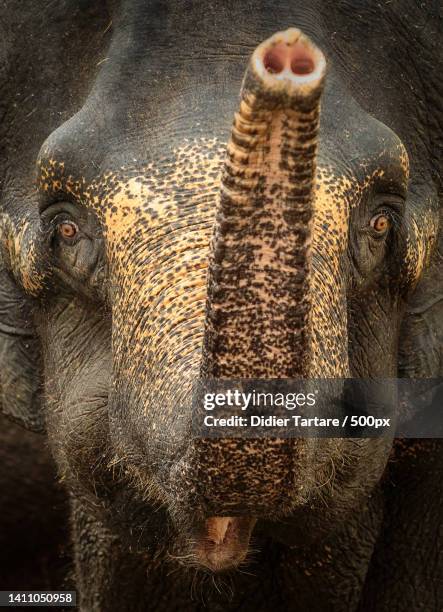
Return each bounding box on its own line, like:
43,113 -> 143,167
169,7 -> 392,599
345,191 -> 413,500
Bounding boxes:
0,1 -> 442,611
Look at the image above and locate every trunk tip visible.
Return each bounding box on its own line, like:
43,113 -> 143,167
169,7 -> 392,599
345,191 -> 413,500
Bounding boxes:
252,27 -> 326,95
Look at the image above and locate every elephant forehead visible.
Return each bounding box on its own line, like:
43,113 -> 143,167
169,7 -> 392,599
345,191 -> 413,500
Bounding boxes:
98,148 -> 356,249
37,137 -> 224,217
37,138 -> 417,285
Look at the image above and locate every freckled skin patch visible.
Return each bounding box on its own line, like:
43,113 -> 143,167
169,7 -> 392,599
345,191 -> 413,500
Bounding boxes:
101,143 -> 222,424
309,169 -> 351,377
405,207 -> 438,285
0,214 -> 46,295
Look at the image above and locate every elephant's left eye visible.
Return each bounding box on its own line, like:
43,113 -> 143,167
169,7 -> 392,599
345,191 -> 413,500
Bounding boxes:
369,212 -> 391,236
57,220 -> 79,241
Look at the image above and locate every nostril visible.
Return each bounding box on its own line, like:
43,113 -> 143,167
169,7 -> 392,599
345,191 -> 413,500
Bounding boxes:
290,42 -> 315,75
263,49 -> 285,74
290,56 -> 315,75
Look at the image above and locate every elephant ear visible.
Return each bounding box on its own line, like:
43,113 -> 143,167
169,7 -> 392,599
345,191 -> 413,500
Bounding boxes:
0,251 -> 44,432
399,223 -> 443,379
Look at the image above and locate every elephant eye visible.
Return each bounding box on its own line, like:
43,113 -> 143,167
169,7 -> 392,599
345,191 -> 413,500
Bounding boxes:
57,220 -> 79,241
369,212 -> 391,235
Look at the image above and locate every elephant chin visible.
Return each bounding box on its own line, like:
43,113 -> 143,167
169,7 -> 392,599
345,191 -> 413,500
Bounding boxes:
191,516 -> 257,572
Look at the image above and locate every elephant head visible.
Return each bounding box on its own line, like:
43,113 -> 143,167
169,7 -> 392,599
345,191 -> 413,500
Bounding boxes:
0,0 -> 441,577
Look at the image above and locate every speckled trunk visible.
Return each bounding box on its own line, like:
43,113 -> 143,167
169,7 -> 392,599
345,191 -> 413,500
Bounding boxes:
202,28 -> 326,378
179,31 -> 327,568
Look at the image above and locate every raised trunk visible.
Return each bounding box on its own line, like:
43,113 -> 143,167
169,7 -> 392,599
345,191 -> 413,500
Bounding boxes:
179,30 -> 327,571
201,28 -> 326,378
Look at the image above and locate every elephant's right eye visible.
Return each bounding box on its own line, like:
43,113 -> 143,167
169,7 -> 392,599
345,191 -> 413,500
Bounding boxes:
369,213 -> 391,235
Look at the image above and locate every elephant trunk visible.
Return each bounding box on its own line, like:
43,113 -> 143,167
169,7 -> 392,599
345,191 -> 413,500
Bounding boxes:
176,32 -> 326,568
201,28 -> 326,379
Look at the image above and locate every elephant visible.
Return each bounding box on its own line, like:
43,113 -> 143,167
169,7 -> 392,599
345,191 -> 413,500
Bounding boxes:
0,1 -> 442,610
